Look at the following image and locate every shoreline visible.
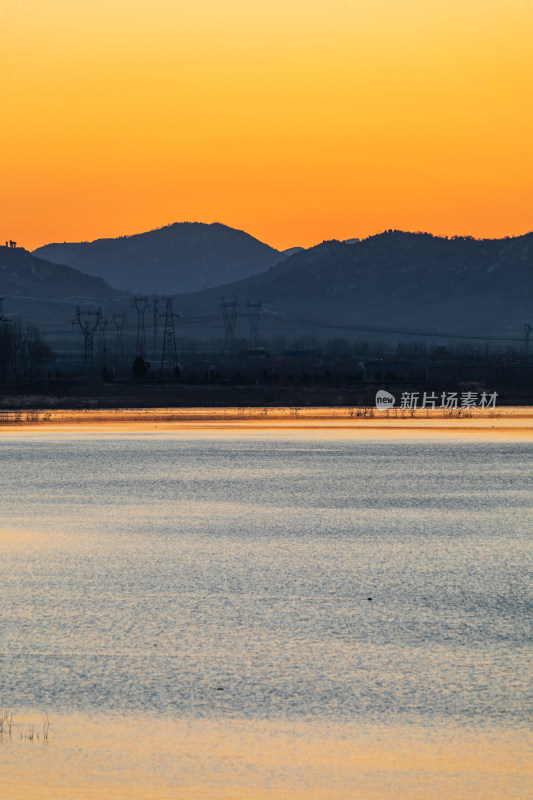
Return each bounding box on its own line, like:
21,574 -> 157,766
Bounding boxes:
1,406 -> 532,437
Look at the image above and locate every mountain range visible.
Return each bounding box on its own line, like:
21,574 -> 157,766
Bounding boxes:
0,245 -> 123,340
170,230 -> 532,340
33,222 -> 287,294
2,225 -> 531,347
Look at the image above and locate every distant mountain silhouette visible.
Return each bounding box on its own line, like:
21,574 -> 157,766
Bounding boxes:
7,230 -> 532,347
0,246 -> 119,301
280,246 -> 304,258
33,222 -> 284,294
171,231 -> 533,339
0,245 -> 123,339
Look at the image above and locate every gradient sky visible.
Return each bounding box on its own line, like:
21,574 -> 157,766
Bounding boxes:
1,0 -> 532,251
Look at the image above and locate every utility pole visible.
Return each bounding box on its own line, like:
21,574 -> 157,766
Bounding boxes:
160,297 -> 179,377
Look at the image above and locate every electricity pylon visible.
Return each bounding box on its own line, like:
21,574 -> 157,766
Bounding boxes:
160,297 -> 179,376
112,313 -> 126,359
73,306 -> 102,373
246,300 -> 262,350
221,298 -> 239,353
133,296 -> 150,358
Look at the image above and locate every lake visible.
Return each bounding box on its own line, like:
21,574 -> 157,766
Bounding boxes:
1,426 -> 531,798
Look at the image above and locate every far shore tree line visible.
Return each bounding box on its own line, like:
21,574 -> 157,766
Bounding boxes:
0,315 -> 531,395
0,318 -> 54,384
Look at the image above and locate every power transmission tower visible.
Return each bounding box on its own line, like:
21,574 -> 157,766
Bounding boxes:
73,306 -> 102,373
99,317 -> 111,378
221,298 -> 239,353
159,297 -> 179,376
113,313 -> 126,359
133,296 -> 150,358
246,300 -> 262,350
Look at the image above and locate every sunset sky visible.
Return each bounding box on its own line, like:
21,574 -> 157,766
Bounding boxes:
1,0 -> 532,251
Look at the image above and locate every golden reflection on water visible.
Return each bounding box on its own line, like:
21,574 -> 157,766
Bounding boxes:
2,713 -> 532,800
0,406 -> 532,438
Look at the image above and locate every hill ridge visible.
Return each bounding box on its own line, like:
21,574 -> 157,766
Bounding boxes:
33,221 -> 284,295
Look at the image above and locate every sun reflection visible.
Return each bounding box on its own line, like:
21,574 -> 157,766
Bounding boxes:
2,713 -> 532,800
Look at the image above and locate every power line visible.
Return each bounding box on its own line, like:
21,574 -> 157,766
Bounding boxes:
274,312 -> 527,343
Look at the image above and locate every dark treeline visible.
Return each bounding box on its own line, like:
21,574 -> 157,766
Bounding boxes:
167,338 -> 532,401
1,332 -> 529,406
0,319 -> 54,385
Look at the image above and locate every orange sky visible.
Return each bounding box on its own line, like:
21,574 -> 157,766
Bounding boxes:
1,0 -> 532,251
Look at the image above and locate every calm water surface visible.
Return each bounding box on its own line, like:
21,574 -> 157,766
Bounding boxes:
1,430 -> 531,798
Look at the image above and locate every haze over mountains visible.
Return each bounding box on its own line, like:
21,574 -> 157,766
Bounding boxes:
0,246 -> 118,301
2,223 -> 531,346
34,222 -> 287,294
0,245 -> 123,338
173,230 -> 532,339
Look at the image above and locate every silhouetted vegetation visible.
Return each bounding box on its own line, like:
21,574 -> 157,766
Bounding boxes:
1,331 -> 531,407
0,319 -> 53,385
